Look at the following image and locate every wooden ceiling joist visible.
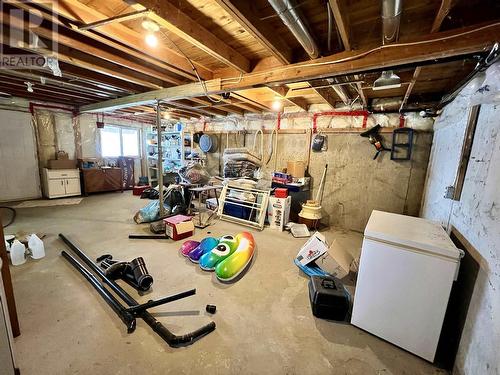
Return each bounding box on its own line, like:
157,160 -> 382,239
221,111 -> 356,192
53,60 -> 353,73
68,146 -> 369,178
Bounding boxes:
400,0 -> 458,111
213,0 -> 292,64
131,0 -> 251,73
35,0 -> 212,80
328,0 -> 351,51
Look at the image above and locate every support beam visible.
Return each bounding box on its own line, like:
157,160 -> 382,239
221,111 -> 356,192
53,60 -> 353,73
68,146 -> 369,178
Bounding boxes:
131,0 -> 251,73
313,87 -> 338,109
399,67 -> 422,112
328,0 -> 351,51
213,0 -> 292,64
80,23 -> 500,112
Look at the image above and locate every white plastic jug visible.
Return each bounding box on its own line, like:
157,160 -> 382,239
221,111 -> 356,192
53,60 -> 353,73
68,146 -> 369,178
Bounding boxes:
28,234 -> 45,259
10,240 -> 26,266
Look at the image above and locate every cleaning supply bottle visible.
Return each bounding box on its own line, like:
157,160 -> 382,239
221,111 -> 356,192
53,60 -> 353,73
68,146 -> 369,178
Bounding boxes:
10,240 -> 26,266
28,234 -> 45,259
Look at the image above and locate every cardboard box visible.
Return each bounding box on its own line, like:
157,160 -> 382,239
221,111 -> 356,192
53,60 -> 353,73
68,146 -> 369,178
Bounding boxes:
164,215 -> 194,241
267,196 -> 291,231
316,240 -> 360,279
47,159 -> 77,169
287,161 -> 306,178
296,232 -> 328,266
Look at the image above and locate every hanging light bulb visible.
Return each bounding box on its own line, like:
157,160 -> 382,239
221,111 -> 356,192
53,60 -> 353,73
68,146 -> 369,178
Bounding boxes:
272,97 -> 282,111
145,33 -> 158,47
142,19 -> 160,48
163,111 -> 171,120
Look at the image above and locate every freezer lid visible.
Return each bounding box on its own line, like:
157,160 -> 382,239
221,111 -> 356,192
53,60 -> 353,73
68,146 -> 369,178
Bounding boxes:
364,210 -> 462,260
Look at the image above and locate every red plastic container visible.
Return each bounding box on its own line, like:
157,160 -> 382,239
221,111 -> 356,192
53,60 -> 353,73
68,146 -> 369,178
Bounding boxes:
133,185 -> 151,196
275,188 -> 288,198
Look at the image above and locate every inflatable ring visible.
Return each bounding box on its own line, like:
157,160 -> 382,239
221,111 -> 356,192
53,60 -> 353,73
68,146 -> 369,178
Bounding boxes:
180,240 -> 200,257
215,232 -> 255,282
188,237 -> 219,263
199,235 -> 238,271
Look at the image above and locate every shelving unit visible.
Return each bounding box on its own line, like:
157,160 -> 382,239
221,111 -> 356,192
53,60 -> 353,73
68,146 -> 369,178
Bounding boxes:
146,123 -> 186,187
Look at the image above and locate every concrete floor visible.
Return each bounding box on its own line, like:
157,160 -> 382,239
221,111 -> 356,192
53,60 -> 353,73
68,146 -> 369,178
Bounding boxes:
7,193 -> 447,375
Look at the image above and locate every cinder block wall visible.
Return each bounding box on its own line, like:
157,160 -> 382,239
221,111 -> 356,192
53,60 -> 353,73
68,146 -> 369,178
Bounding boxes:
186,108 -> 434,231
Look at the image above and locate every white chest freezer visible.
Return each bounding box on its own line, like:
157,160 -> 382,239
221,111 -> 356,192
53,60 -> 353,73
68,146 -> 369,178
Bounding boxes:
351,210 -> 463,362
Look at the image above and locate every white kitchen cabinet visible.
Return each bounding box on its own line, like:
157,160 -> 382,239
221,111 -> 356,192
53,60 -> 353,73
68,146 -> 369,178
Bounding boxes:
42,168 -> 81,199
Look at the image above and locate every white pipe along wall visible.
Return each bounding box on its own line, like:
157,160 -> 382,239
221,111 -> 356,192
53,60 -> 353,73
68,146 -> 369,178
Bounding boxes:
421,88 -> 500,373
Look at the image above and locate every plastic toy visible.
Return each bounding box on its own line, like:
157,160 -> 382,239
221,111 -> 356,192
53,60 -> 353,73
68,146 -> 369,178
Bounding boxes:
215,232 -> 255,282
179,232 -> 255,282
199,235 -> 238,271
187,237 -> 219,263
180,240 -> 200,257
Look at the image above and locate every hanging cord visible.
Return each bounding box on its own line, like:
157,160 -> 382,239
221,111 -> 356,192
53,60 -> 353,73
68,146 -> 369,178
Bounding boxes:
266,128 -> 277,165
1,207 -> 16,228
252,129 -> 264,161
159,29 -> 222,103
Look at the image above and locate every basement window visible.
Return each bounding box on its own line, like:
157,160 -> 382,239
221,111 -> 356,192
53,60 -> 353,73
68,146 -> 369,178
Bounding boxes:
100,126 -> 140,158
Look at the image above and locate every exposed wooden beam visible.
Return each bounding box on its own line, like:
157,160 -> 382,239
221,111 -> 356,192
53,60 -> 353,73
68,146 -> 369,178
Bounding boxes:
131,0 -> 251,73
267,86 -> 309,111
431,0 -> 455,33
399,67 -> 422,111
213,0 -> 292,64
401,0 -> 457,110
356,82 -> 367,108
313,87 -> 337,109
80,23 -> 500,112
3,10 -> 184,86
35,0 -> 212,80
78,9 -> 150,30
328,0 -> 351,51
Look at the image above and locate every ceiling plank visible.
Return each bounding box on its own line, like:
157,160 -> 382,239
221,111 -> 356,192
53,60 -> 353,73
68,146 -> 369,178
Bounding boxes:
79,23 -> 500,112
35,0 -> 212,80
328,0 -> 351,51
131,0 -> 251,72
213,0 -> 292,64
313,87 -> 337,109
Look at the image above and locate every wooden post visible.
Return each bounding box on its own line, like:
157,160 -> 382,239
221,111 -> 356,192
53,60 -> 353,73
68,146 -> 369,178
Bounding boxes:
0,219 -> 20,337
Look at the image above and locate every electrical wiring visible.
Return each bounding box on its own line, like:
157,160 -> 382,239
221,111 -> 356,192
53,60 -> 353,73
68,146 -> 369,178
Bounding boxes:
159,29 -> 223,104
219,22 -> 500,84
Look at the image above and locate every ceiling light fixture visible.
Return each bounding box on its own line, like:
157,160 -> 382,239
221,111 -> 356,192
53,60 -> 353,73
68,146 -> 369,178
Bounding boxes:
272,97 -> 282,111
145,33 -> 158,47
142,19 -> 160,47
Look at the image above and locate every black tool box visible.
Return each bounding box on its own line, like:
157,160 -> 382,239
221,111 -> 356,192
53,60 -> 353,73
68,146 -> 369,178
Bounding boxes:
308,276 -> 350,321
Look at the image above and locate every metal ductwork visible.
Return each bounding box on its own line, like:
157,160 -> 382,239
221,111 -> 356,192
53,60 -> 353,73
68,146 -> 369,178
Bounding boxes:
382,0 -> 403,45
267,0 -> 319,59
374,0 -> 403,90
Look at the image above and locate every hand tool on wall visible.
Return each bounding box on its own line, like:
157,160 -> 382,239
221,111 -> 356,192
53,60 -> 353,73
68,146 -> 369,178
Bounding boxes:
360,124 -> 390,159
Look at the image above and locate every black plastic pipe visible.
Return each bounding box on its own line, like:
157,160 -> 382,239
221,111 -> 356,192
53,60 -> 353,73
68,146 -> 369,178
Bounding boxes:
61,251 -> 136,333
125,289 -> 196,314
59,234 -> 216,347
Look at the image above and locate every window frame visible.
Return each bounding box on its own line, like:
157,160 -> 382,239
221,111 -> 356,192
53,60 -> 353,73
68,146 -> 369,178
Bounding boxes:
99,125 -> 141,158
